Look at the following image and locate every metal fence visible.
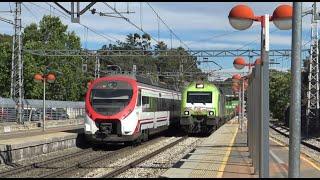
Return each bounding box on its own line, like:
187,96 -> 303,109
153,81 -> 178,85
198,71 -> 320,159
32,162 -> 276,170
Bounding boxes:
0,98 -> 17,122
247,64 -> 261,174
0,97 -> 85,123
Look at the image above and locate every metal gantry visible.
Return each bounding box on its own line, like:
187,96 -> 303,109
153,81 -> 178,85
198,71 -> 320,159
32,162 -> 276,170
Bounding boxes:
306,3 -> 320,136
22,48 -> 309,58
10,2 -> 24,123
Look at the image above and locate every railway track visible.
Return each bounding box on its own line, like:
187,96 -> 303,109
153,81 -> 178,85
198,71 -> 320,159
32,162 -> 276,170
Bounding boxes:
269,123 -> 320,153
0,135 -> 170,178
0,148 -> 93,177
101,136 -> 188,178
0,144 -> 133,178
40,145 -> 133,178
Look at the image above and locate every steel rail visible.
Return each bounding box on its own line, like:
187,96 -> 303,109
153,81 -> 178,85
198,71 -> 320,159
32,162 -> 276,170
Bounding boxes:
102,136 -> 188,178
269,123 -> 320,153
0,148 -> 93,177
39,145 -> 133,178
40,136 -> 167,178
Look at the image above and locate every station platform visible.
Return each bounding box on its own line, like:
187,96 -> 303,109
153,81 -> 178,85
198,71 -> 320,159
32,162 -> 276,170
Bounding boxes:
161,118 -> 255,178
161,117 -> 320,178
0,122 -> 84,165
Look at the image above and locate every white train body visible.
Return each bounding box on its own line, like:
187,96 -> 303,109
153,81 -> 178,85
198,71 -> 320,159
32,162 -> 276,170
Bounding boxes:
84,75 -> 181,143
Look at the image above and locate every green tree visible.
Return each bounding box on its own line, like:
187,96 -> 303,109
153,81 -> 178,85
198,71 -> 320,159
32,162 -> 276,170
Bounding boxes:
100,37 -> 202,86
0,34 -> 12,97
269,69 -> 291,122
22,15 -> 87,101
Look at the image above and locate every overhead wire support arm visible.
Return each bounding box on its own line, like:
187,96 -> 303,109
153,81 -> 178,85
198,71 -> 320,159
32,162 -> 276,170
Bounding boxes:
90,8 -> 133,19
53,2 -> 96,15
0,16 -> 14,25
79,2 -> 96,15
53,2 -> 96,23
53,2 -> 71,15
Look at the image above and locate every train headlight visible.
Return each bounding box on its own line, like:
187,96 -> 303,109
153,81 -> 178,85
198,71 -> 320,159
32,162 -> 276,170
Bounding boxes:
196,83 -> 204,88
184,111 -> 189,115
209,111 -> 214,116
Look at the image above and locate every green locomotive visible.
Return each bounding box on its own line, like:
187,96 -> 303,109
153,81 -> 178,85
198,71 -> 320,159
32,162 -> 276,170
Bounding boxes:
180,81 -> 235,134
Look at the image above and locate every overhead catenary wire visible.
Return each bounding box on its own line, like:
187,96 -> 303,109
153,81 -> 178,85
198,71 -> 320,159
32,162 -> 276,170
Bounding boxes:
146,2 -> 191,50
186,23 -> 260,46
0,3 -> 26,28
140,2 -> 142,30
103,2 -> 160,45
235,28 -> 279,50
28,2 -> 120,44
170,32 -> 173,49
157,14 -> 160,42
21,3 -> 40,22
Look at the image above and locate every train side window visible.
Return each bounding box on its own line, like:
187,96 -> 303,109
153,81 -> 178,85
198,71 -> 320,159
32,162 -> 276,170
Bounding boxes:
157,98 -> 162,111
137,90 -> 141,106
150,97 -> 157,112
142,96 -> 150,111
218,95 -> 220,114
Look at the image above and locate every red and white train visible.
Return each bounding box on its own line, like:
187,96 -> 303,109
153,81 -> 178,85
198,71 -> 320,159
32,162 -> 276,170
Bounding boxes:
84,74 -> 181,143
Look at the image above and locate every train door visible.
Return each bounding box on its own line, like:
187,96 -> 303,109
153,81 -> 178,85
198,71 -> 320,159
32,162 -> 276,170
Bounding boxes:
141,95 -> 155,130
136,89 -> 142,121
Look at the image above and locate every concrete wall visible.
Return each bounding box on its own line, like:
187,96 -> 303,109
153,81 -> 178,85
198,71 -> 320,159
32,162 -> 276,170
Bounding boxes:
0,133 -> 84,164
0,119 -> 84,134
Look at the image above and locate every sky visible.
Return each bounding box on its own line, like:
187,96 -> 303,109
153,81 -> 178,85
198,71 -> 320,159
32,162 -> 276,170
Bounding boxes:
0,2 -> 316,80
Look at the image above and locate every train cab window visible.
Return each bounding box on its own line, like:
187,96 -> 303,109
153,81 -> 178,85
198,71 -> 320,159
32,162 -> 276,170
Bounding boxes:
187,92 -> 212,104
90,80 -> 133,116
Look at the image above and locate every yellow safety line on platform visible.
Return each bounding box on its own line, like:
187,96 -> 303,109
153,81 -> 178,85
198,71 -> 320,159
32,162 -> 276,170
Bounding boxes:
270,136 -> 320,172
216,124 -> 239,178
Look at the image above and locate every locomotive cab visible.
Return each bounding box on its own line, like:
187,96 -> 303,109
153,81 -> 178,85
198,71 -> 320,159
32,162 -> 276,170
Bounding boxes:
180,82 -> 223,134
90,80 -> 133,117
85,78 -> 138,141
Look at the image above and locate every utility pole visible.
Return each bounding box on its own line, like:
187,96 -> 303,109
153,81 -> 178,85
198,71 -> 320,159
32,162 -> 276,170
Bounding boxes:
10,2 -> 23,123
289,2 -> 302,178
306,2 -> 320,137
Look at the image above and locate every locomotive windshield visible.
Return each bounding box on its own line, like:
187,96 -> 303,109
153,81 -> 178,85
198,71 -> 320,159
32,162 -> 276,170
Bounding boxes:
187,92 -> 212,104
90,80 -> 133,116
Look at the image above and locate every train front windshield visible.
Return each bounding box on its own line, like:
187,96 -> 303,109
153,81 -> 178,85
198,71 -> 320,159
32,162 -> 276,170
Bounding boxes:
90,80 -> 133,116
187,92 -> 212,104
